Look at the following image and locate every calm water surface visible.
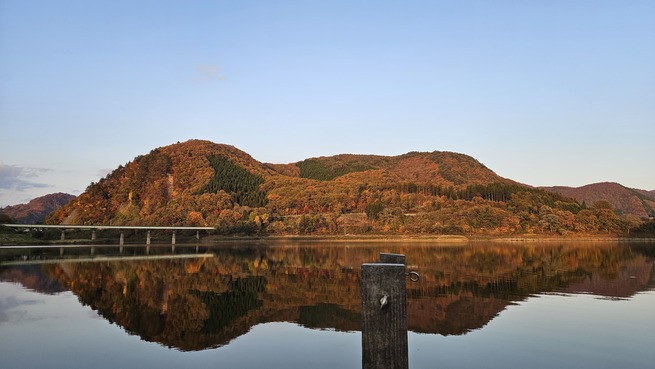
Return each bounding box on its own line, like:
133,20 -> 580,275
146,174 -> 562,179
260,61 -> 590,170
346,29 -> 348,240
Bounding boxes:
1,241 -> 653,369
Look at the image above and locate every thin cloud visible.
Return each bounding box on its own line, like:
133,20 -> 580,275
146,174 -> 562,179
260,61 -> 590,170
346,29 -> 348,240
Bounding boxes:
195,64 -> 225,82
0,164 -> 51,191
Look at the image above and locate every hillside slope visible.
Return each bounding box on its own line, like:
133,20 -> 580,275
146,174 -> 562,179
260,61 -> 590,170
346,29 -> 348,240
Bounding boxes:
48,140 -> 273,226
47,139 -> 643,236
543,182 -> 655,219
290,151 -> 510,185
0,193 -> 76,223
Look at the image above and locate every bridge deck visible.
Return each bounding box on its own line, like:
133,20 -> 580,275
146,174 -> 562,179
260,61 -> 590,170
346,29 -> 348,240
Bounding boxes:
1,224 -> 215,245
2,224 -> 215,231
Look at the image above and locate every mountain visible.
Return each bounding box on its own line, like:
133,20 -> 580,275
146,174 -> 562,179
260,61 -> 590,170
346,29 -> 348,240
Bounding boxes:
0,192 -> 76,224
0,265 -> 65,294
48,140 -> 274,227
542,182 -> 655,220
47,139 -> 645,236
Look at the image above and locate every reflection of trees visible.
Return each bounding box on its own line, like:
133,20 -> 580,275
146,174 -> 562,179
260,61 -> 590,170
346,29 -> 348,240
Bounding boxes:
31,242 -> 654,351
298,303 -> 360,331
193,276 -> 266,333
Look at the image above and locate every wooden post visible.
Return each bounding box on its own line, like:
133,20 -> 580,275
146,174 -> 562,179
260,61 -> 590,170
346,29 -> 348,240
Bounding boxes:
146,230 -> 151,245
361,262 -> 408,369
60,229 -> 65,241
380,253 -> 406,265
91,230 -> 96,241
119,231 -> 124,246
171,231 -> 176,245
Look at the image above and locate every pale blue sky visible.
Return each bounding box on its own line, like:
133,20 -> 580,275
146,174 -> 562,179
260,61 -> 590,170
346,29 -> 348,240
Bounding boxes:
1,0 -> 654,207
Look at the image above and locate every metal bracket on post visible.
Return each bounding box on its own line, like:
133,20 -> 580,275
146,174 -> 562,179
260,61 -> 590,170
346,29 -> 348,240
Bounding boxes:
380,252 -> 420,282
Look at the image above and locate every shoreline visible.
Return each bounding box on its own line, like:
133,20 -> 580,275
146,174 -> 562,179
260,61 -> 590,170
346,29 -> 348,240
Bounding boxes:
2,233 -> 655,247
203,234 -> 655,243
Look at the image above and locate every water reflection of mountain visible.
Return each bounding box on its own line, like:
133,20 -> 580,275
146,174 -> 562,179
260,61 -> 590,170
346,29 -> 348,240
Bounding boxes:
0,265 -> 65,294
564,258 -> 654,298
3,242 -> 654,351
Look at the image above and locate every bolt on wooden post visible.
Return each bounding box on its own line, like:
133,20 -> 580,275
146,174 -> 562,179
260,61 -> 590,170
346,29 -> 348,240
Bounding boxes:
361,253 -> 409,369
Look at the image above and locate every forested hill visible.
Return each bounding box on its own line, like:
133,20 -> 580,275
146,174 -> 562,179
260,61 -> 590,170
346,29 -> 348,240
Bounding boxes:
287,151 -> 508,185
543,182 -> 655,220
1,193 -> 75,224
47,139 -> 651,236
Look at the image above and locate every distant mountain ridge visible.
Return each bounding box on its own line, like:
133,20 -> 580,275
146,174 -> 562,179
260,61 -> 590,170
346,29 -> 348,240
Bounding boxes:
542,182 -> 655,219
44,139 -> 651,236
0,193 -> 76,224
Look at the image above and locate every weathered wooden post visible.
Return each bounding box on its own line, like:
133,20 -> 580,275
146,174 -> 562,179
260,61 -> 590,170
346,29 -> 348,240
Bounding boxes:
379,252 -> 405,265
361,253 -> 410,369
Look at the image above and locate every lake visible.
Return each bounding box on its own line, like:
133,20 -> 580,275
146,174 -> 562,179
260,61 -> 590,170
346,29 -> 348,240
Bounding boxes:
1,240 -> 653,369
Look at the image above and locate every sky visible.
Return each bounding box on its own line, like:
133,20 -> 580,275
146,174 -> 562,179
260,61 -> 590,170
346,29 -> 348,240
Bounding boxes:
1,0 -> 654,207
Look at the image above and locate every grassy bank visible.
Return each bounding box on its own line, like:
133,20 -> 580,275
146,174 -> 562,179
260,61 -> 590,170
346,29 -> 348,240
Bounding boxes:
0,232 -> 49,245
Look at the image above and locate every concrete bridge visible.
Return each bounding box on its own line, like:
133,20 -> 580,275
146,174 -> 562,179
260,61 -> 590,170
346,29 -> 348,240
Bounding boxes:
1,224 -> 215,245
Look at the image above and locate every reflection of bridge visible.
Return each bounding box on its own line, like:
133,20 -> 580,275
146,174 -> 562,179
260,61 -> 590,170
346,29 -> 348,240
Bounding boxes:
1,224 -> 215,245
0,252 -> 215,266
